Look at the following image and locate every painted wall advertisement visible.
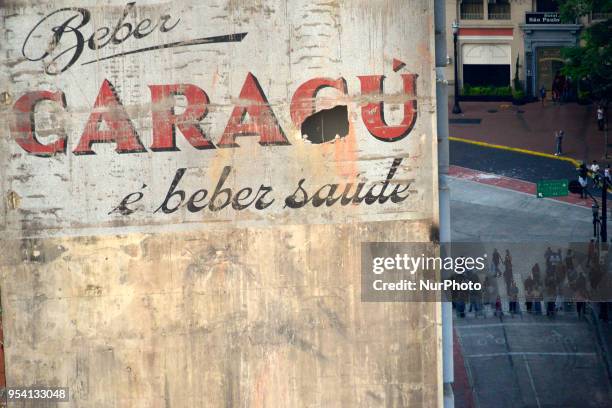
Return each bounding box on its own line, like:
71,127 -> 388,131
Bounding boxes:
1,0 -> 437,237
0,1 -> 440,406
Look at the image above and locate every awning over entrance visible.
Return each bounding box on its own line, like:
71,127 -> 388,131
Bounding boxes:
462,43 -> 511,65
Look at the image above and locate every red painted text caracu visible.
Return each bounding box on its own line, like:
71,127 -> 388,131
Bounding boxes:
10,72 -> 418,157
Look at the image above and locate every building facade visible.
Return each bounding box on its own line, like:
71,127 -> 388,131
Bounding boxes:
445,0 -> 609,98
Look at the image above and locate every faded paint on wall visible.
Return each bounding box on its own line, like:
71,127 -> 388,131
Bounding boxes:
0,0 -> 441,406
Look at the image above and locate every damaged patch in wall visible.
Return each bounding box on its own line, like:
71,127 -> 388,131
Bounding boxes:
301,105 -> 349,144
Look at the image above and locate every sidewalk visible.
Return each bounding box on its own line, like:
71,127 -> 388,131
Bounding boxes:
450,165 -> 591,208
450,100 -> 609,163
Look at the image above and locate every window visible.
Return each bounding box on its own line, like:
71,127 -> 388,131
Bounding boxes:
537,0 -> 559,13
488,0 -> 511,20
464,65 -> 511,87
461,0 -> 484,20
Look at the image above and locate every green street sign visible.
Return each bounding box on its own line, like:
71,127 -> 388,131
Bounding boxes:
537,179 -> 568,198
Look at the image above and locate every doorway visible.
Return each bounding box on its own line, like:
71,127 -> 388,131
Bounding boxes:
537,47 -> 564,92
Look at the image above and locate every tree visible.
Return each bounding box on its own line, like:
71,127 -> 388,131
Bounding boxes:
557,0 -> 612,104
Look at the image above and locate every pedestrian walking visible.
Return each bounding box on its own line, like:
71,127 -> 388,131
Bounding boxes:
492,248 -> 501,277
468,274 -> 483,317
532,263 -> 541,285
545,246 -> 553,266
540,85 -> 547,106
495,295 -> 503,318
524,274 -> 534,313
552,73 -> 562,103
576,297 -> 586,319
546,300 -> 556,317
598,106 -> 605,131
565,248 -> 574,271
456,300 -> 466,318
504,250 -> 513,292
563,77 -> 571,102
509,281 -> 520,317
554,130 -> 564,156
587,239 -> 596,267
579,163 -> 588,198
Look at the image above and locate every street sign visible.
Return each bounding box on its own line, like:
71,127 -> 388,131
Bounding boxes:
537,179 -> 569,198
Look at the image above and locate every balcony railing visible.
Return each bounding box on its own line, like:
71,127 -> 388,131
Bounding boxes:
592,12 -> 612,20
461,3 -> 484,20
488,3 -> 511,20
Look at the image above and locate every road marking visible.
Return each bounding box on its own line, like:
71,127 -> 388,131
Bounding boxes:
449,136 -> 581,167
457,322 -> 583,329
523,354 -> 542,408
466,352 -> 596,358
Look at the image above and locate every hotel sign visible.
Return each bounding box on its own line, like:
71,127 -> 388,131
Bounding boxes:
526,12 -> 561,24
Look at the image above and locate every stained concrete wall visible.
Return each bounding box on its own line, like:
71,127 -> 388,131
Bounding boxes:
0,1 -> 441,406
1,221 -> 440,407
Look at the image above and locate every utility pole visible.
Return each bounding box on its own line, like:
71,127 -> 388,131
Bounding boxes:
435,0 -> 454,406
602,175 -> 608,243
452,21 -> 462,115
605,120 -> 608,159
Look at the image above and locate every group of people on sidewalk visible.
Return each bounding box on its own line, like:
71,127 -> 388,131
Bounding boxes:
453,244 -> 609,321
539,72 -> 574,106
577,160 -> 612,199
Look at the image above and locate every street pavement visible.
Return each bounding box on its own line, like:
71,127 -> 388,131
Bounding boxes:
450,177 -> 612,408
450,140 -> 578,183
455,317 -> 610,408
450,138 -> 612,204
450,176 -> 592,242
450,100 -> 609,163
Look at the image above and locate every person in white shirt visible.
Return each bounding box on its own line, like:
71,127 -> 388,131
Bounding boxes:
590,160 -> 600,173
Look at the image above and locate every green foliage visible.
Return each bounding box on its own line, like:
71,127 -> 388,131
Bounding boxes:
557,0 -> 612,22
513,89 -> 526,100
578,89 -> 592,101
557,0 -> 612,103
462,85 -> 513,97
513,55 -> 522,91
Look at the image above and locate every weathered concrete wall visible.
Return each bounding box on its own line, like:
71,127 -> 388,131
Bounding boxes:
0,0 -> 441,406
0,221 -> 440,407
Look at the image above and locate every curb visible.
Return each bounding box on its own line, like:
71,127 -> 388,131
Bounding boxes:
449,136 -> 582,168
453,328 -> 476,408
449,165 -> 591,208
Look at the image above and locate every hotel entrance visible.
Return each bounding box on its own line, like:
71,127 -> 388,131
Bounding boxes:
520,21 -> 581,98
536,47 -> 564,92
